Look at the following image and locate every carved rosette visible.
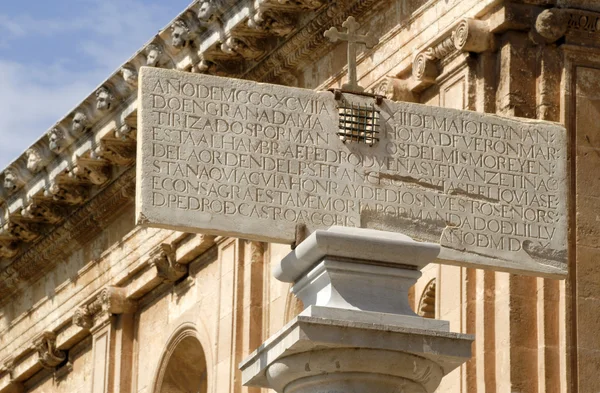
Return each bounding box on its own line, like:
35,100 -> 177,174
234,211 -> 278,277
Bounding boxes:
148,244 -> 186,283
33,332 -> 66,370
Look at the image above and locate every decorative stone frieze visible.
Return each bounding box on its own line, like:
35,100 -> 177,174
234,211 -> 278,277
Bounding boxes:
411,18 -> 492,92
148,243 -> 187,284
244,0 -> 379,83
33,332 -> 66,370
0,0 -> 378,300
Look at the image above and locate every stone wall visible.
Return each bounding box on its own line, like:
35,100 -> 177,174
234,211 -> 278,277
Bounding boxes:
2,0 -> 600,392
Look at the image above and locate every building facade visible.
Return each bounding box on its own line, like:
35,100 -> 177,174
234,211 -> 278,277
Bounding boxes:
0,0 -> 598,392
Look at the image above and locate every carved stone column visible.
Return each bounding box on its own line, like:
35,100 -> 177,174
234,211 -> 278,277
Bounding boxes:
73,286 -> 136,393
240,226 -> 473,393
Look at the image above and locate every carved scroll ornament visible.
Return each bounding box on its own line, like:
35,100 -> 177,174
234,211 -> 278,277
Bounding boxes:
412,18 -> 491,91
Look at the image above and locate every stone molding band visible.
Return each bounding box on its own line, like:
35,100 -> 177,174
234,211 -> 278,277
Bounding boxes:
0,233 -> 215,393
410,18 -> 492,92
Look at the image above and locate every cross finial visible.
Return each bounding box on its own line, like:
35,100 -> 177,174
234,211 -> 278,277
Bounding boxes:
324,16 -> 379,93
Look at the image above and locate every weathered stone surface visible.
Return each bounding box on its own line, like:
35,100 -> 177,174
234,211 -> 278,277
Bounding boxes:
138,67 -> 568,278
137,67 -> 568,277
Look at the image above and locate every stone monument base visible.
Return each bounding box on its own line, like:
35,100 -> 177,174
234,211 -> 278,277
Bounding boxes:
240,227 -> 474,393
241,310 -> 473,393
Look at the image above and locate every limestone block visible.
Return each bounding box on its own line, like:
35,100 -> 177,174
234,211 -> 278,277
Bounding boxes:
137,67 -> 568,278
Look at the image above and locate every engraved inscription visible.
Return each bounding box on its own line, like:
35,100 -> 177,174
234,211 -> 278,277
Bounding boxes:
137,68 -> 568,277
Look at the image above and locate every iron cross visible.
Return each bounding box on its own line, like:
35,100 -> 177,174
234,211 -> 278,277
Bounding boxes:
324,16 -> 379,93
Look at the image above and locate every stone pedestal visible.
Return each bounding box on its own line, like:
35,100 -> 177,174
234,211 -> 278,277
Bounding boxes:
240,226 -> 474,393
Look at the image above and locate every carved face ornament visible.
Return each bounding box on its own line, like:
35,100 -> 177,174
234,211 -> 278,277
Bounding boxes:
72,112 -> 88,134
48,129 -> 64,153
121,66 -> 138,85
95,87 -> 113,111
145,44 -> 162,67
171,21 -> 189,49
3,169 -> 18,191
198,0 -> 217,22
26,148 -> 42,173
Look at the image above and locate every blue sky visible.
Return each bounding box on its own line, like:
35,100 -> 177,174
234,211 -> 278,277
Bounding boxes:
0,0 -> 192,169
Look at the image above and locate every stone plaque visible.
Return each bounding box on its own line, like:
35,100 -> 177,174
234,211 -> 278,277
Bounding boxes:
137,67 -> 568,278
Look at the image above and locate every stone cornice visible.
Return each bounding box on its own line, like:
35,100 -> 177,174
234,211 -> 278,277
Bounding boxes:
0,167 -> 136,303
0,0 -> 372,282
0,232 -> 216,392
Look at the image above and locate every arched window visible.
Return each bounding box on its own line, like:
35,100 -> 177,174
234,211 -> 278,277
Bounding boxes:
153,327 -> 208,393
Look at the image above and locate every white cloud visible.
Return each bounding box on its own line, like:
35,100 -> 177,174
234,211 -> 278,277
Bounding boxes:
0,0 -> 189,169
0,60 -> 103,168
